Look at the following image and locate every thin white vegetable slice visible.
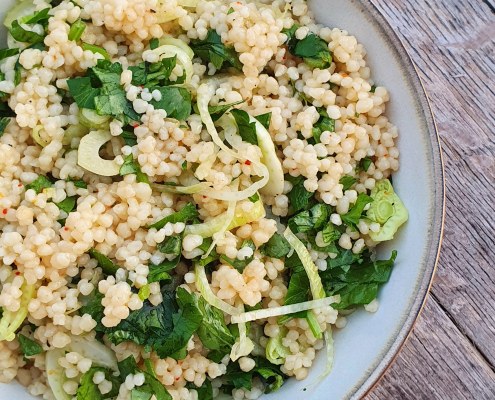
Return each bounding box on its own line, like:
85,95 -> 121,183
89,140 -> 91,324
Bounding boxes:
251,117 -> 284,197
78,108 -> 110,129
32,125 -> 50,147
158,36 -> 194,59
194,263 -> 241,316
230,316 -> 255,361
184,199 -> 265,238
231,296 -> 339,324
284,227 -> 326,299
151,182 -> 212,195
77,130 -> 120,176
205,192 -> 237,257
146,44 -> 194,84
46,348 -> 70,400
70,336 -> 118,371
0,281 -> 35,341
196,84 -> 270,201
3,0 -> 36,28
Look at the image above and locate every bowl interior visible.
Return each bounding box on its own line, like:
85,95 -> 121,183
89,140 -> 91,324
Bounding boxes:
0,0 -> 443,399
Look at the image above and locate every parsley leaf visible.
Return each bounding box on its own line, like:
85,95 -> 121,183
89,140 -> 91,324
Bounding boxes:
150,86 -> 192,120
157,236 -> 182,257
341,193 -> 373,228
55,196 -> 76,213
321,250 -> 397,309
288,203 -> 329,233
231,109 -> 258,145
25,175 -> 53,194
0,117 -> 11,135
312,108 -> 335,144
339,175 -> 357,191
120,155 -> 150,184
262,233 -> 291,258
149,203 -> 198,230
88,248 -> 119,275
190,30 -> 242,70
10,20 -> 45,44
255,112 -> 272,129
0,48 -> 20,61
203,100 -> 244,122
18,334 -> 43,357
129,57 -> 177,87
147,258 -> 178,284
288,31 -> 332,69
77,367 -> 120,400
285,175 -> 314,214
358,157 -> 373,172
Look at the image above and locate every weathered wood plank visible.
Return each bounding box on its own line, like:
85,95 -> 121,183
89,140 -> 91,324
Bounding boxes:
371,0 -> 495,364
365,298 -> 495,400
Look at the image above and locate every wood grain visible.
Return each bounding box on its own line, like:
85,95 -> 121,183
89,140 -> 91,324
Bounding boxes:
363,0 -> 495,398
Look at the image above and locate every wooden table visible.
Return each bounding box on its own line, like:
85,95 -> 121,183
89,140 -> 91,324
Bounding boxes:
363,1 -> 495,399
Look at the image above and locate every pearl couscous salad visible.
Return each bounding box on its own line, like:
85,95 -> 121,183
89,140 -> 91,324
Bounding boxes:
0,0 -> 409,398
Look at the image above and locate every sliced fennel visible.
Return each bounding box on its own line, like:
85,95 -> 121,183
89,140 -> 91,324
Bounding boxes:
367,179 -> 408,242
78,108 -> 111,130
231,296 -> 339,324
46,348 -> 70,400
147,44 -> 194,84
230,313 -> 255,361
46,335 -> 118,400
194,263 -> 241,316
158,35 -> 194,59
32,125 -> 50,147
77,130 -> 120,176
62,124 -> 89,146
197,84 -> 270,201
0,280 -> 35,341
151,182 -> 212,195
250,116 -> 284,197
284,227 -> 326,300
184,199 -> 265,238
3,0 -> 36,28
69,335 -> 118,371
266,328 -> 290,365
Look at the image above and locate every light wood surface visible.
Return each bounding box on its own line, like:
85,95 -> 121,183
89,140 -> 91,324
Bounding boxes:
364,0 -> 495,399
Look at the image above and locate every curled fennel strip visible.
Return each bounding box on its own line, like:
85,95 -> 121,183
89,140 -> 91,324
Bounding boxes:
197,83 -> 269,201
230,309 -> 255,362
0,279 -> 35,341
151,182 -> 212,195
231,296 -> 340,324
284,227 -> 326,300
194,263 -> 241,316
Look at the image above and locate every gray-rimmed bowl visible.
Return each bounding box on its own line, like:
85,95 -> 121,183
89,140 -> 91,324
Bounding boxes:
0,0 -> 444,399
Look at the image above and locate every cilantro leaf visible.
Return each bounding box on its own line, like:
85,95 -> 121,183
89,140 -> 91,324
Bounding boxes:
157,236 -> 182,257
66,76 -> 99,109
149,203 -> 198,230
190,30 -> 242,70
18,334 -> 43,357
231,109 -> 258,145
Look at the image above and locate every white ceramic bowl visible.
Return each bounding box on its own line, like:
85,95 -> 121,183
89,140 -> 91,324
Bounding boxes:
0,0 -> 444,399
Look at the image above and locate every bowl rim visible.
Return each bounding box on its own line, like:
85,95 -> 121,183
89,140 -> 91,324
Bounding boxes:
345,1 -> 446,399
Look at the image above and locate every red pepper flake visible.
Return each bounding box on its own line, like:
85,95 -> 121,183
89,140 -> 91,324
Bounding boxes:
18,183 -> 23,187
2,209 -> 7,215
64,227 -> 69,231
245,160 -> 251,165
132,123 -> 139,128
15,271 -> 20,276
